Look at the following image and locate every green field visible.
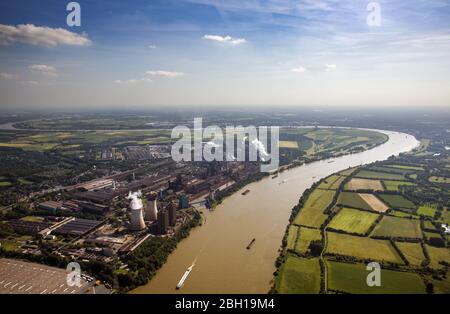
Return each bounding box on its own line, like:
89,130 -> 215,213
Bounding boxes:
355,170 -> 405,181
378,194 -> 416,210
327,261 -> 425,294
385,164 -> 424,171
275,256 -> 321,294
440,209 -> 450,225
338,168 -> 358,176
396,242 -> 426,266
337,192 -> 373,211
371,216 -> 422,239
286,225 -> 299,250
382,180 -> 416,192
423,220 -> 437,231
426,245 -> 450,269
328,208 -> 379,235
0,181 -> 13,187
293,189 -> 335,228
317,175 -> 346,190
429,176 -> 450,184
295,227 -> 322,254
326,232 -> 403,264
417,204 -> 437,218
390,210 -> 419,219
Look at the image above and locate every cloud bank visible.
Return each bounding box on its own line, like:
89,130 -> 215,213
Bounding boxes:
0,24 -> 92,47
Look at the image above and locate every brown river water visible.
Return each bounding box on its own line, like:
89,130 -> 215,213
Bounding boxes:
131,129 -> 419,294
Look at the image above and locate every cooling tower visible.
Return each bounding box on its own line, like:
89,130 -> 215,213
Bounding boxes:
128,191 -> 146,231
145,197 -> 158,221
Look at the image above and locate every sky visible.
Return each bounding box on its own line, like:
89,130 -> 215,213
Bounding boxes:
0,0 -> 450,109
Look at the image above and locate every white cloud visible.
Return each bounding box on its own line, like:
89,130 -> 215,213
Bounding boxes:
0,72 -> 17,80
20,80 -> 39,85
203,34 -> 247,46
291,66 -> 307,73
114,78 -> 153,84
145,70 -> 184,78
325,64 -> 337,71
148,45 -> 157,49
0,24 -> 92,47
30,64 -> 57,76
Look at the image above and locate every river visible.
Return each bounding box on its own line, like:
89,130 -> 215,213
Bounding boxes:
129,129 -> 419,294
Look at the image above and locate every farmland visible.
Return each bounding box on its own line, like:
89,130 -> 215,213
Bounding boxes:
429,176 -> 450,184
327,261 -> 425,294
275,255 -> 321,294
355,170 -> 405,181
328,208 -> 379,235
358,194 -> 389,212
293,189 -> 335,228
378,194 -> 416,210
318,175 -> 346,190
396,242 -> 426,266
383,180 -> 416,191
345,178 -> 384,191
417,204 -> 437,218
371,216 -> 422,239
294,227 -> 322,254
274,141 -> 450,294
337,192 -> 373,211
326,232 -> 403,264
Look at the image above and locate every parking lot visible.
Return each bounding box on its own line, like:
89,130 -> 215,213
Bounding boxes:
0,258 -> 92,294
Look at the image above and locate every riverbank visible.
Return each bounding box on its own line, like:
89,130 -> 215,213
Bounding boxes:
131,130 -> 419,294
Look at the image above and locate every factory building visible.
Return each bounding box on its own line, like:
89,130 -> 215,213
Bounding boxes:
128,191 -> 146,231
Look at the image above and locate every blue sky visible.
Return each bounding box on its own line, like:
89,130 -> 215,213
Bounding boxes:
0,0 -> 450,109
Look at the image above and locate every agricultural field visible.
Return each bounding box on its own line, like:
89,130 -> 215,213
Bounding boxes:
426,245 -> 450,270
337,192 -> 373,211
440,209 -> 450,225
371,216 -> 422,239
385,164 -> 424,171
286,225 -> 299,250
390,210 -> 419,219
279,141 -> 299,149
317,175 -> 346,190
429,176 -> 450,184
378,194 -> 416,210
382,180 -> 416,191
396,242 -> 426,266
338,167 -> 358,176
275,256 -> 321,294
355,170 -> 405,181
346,178 -> 384,191
328,208 -> 379,235
275,135 -> 449,294
295,227 -> 322,254
417,204 -> 437,218
358,194 -> 389,213
293,189 -> 335,228
326,261 -> 425,294
326,232 -> 403,264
